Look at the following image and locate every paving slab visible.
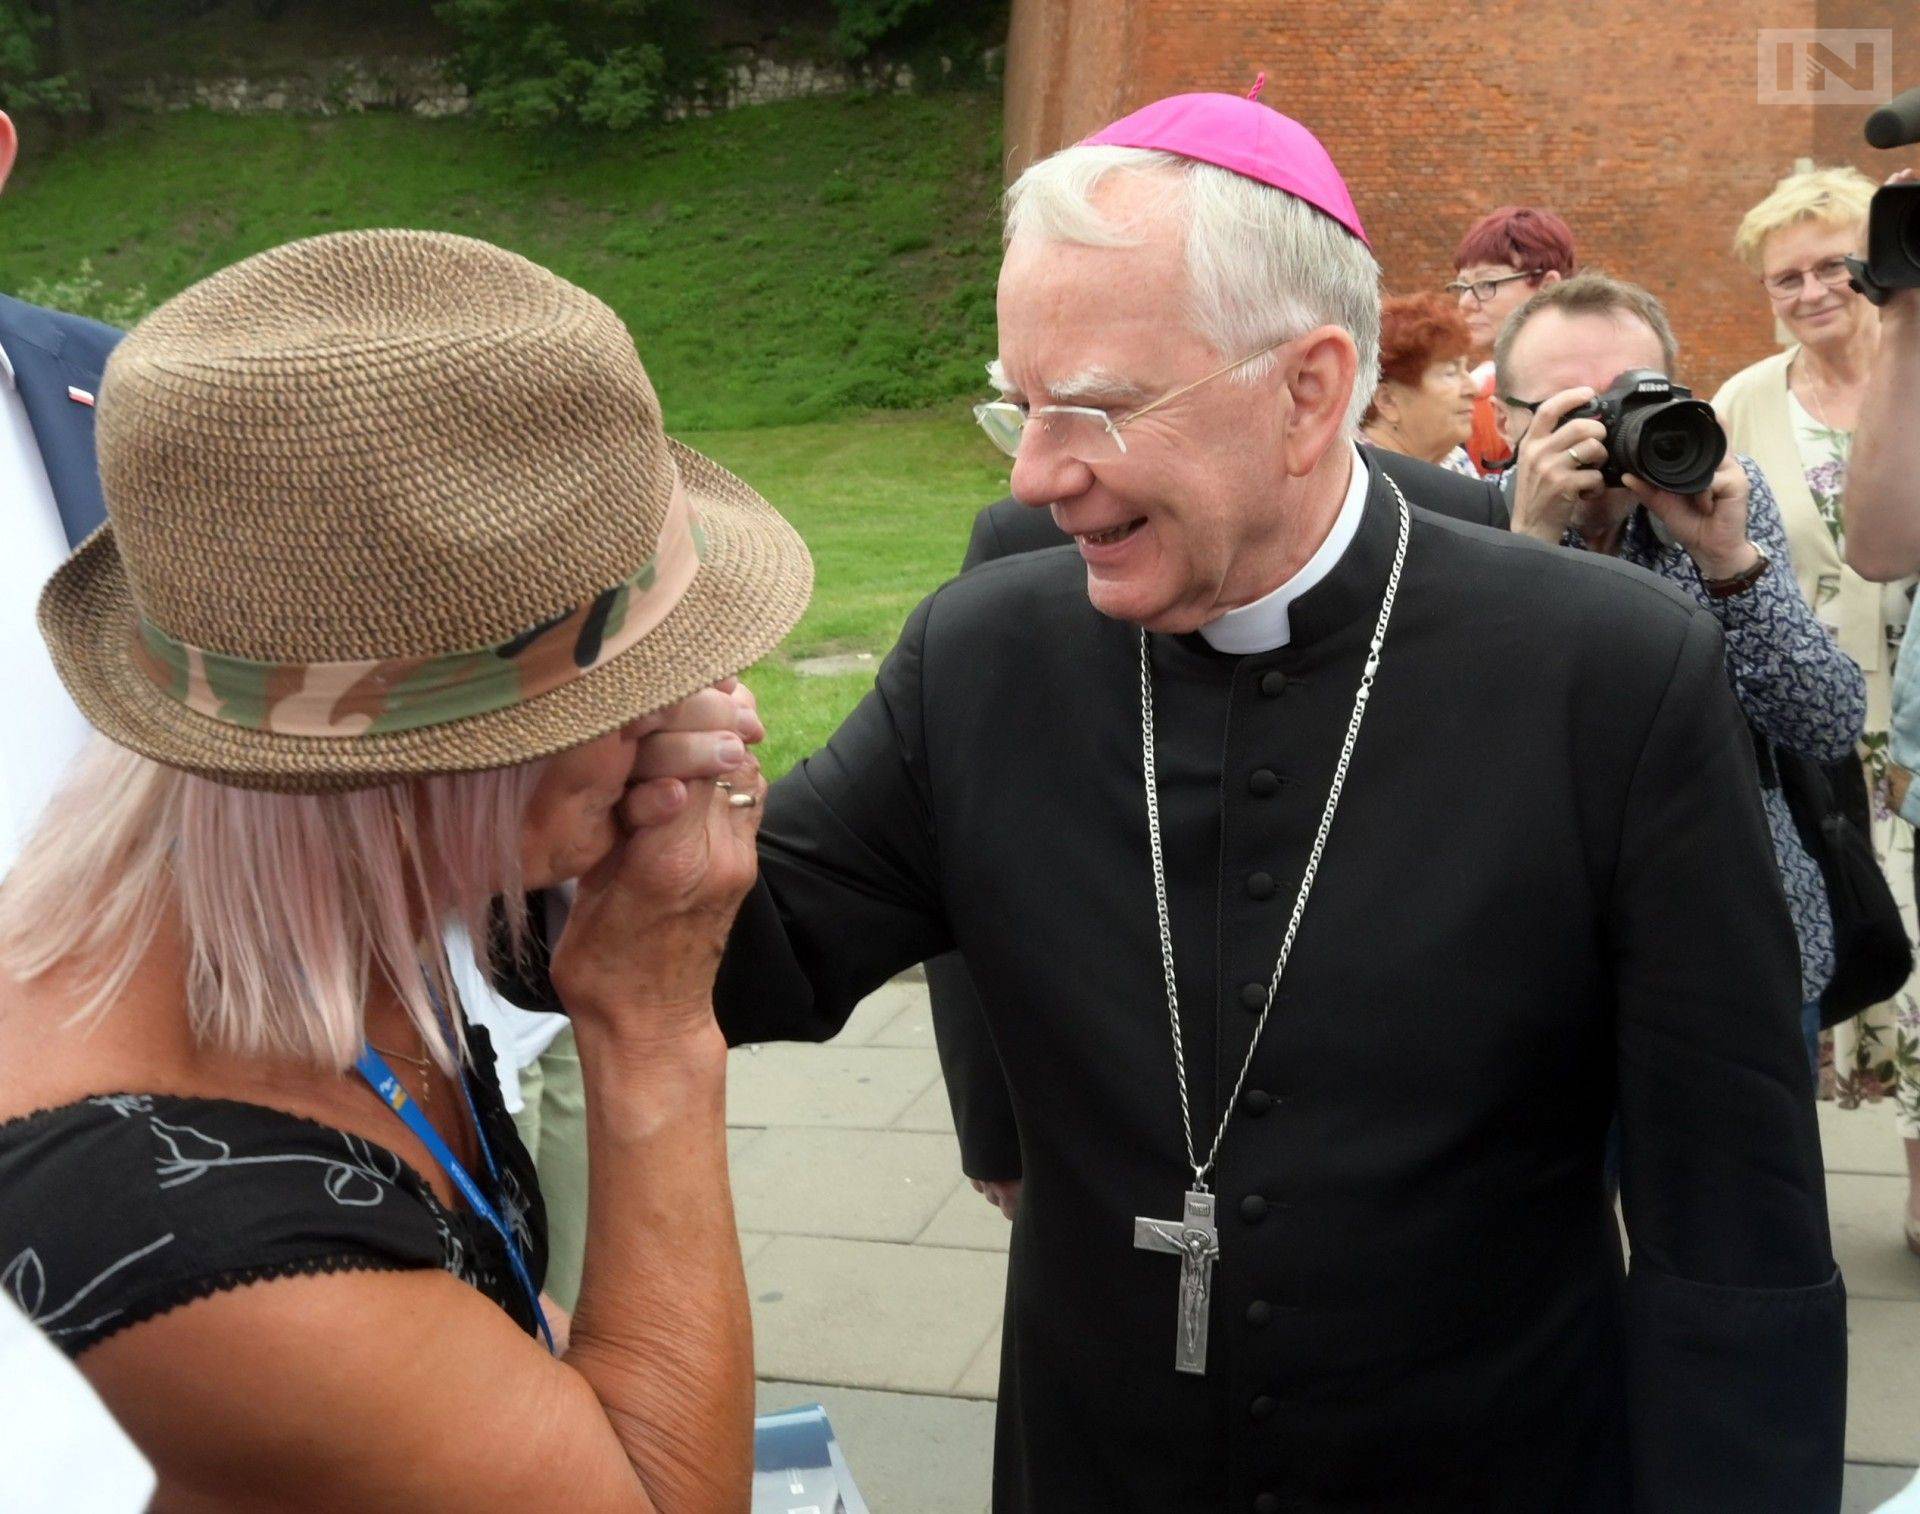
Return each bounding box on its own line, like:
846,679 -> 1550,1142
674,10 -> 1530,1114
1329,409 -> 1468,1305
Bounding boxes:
917,1180 -> 1015,1252
954,1325 -> 1002,1399
754,1379 -> 994,1514
727,1043 -> 941,1129
894,1072 -> 959,1134
1846,1462 -> 1920,1512
747,1235 -> 1006,1394
1847,1299 -> 1920,1465
871,996 -> 938,1050
726,1126 -> 764,1161
740,1231 -> 774,1267
1831,1174 -> 1920,1303
1820,1101 -> 1910,1177
792,651 -> 879,679
731,1127 -> 967,1242
833,980 -> 930,1047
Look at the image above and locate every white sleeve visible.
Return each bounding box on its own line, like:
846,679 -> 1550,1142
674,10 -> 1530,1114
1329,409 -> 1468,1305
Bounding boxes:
445,921 -> 568,1116
0,1294 -> 154,1512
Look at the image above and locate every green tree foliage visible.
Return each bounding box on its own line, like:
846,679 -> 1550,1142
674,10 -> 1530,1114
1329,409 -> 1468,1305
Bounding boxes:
0,0 -> 82,112
436,0 -> 718,132
15,258 -> 152,326
830,0 -> 1008,80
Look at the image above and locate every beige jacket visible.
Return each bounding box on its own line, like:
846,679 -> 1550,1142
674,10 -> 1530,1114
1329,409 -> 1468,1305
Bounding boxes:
1713,347 -> 1905,729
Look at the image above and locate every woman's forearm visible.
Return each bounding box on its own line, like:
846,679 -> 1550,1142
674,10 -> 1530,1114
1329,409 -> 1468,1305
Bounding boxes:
562,1016 -> 752,1512
1844,294 -> 1920,582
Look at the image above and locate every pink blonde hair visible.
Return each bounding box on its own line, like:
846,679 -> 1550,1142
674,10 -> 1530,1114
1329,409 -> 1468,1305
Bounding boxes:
0,737 -> 546,1074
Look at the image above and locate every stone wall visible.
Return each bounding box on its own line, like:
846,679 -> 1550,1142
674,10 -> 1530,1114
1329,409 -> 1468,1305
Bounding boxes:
1002,0 -> 1920,392
667,57 -> 915,120
117,53 -> 922,123
118,57 -> 469,119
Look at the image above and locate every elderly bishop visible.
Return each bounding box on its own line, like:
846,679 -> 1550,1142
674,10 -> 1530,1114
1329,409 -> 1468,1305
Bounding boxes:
701,93 -> 1846,1511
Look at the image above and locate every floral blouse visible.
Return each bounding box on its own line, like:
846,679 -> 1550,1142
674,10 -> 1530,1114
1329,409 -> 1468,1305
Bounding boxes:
1558,457 -> 1868,1000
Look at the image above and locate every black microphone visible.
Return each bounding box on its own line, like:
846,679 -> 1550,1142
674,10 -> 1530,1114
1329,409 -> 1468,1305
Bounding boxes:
1865,85 -> 1920,149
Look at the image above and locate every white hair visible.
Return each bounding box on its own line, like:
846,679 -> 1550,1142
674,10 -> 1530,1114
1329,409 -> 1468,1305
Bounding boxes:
0,736 -> 545,1075
1003,145 -> 1382,432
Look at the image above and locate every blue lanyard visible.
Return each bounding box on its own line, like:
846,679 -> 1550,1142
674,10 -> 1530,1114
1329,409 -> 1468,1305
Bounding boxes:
354,1044 -> 555,1354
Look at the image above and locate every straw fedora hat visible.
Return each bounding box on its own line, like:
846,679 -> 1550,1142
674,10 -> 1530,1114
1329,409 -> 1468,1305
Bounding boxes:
39,229 -> 812,792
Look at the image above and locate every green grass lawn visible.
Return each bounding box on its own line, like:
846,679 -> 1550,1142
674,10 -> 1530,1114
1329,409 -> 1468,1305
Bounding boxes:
684,408 -> 1016,777
0,95 -> 1018,775
0,94 -> 1003,431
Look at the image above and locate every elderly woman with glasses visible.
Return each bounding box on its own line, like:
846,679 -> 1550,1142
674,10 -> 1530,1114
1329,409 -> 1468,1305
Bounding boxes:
1359,292 -> 1479,475
1714,166 -> 1920,1141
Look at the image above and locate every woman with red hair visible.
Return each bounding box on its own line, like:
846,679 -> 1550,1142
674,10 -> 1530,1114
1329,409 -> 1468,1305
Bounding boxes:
1449,206 -> 1579,473
1361,291 -> 1479,475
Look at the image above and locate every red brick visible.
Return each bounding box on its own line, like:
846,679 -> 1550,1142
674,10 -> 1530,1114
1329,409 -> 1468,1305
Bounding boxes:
1004,0 -> 1920,389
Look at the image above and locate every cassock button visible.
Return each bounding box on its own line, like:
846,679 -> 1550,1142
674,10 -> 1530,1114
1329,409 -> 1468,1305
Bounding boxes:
1242,1089 -> 1274,1117
1240,1194 -> 1268,1223
1249,1394 -> 1276,1422
1248,767 -> 1281,797
1246,871 -> 1276,901
1241,983 -> 1268,1013
1259,670 -> 1288,698
1246,1300 -> 1272,1327
1254,1495 -> 1281,1514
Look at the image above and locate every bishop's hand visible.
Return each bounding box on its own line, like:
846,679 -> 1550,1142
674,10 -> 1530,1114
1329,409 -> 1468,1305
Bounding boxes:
541,677 -> 767,1040
970,1177 -> 1022,1221
619,679 -> 765,827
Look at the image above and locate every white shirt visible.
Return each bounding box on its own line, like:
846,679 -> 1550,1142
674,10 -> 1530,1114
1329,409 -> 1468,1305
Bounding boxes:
0,341 -> 96,877
0,1294 -> 154,1512
1198,441 -> 1370,655
452,888 -> 571,1113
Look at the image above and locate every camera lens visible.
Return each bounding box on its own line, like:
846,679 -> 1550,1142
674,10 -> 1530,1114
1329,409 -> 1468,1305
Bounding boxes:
1899,193 -> 1920,269
1624,400 -> 1725,494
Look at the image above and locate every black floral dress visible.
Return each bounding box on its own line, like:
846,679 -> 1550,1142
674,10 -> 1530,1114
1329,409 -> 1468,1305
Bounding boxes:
0,1025 -> 547,1356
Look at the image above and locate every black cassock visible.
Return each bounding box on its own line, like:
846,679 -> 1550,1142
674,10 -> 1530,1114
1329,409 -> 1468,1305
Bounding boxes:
712,451 -> 1846,1512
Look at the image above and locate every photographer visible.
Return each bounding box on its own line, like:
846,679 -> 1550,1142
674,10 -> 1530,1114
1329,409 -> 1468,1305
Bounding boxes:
1837,168 -> 1920,1256
1500,272 -> 1867,1057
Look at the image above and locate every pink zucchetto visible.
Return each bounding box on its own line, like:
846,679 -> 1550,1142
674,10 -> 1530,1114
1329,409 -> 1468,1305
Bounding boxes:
1079,75 -> 1370,247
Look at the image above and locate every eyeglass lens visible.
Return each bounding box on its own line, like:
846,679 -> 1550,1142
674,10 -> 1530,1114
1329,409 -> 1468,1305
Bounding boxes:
974,404 -> 1122,463
1766,258 -> 1853,297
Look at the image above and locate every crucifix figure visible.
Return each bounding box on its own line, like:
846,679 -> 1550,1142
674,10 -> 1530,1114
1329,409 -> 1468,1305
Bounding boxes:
1133,1189 -> 1220,1374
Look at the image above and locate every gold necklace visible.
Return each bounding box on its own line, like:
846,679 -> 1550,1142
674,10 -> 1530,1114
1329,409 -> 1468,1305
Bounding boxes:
1795,351 -> 1850,435
368,1033 -> 436,1107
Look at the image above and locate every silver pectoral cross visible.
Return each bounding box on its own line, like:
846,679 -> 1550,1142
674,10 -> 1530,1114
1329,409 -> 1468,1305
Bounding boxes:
1133,1189 -> 1220,1374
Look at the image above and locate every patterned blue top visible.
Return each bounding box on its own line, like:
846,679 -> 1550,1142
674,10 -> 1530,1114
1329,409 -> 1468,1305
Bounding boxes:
1557,458 -> 1867,999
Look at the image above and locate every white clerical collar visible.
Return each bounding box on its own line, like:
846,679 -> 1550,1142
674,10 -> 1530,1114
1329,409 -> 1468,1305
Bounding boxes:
0,341 -> 15,390
1198,441 -> 1370,655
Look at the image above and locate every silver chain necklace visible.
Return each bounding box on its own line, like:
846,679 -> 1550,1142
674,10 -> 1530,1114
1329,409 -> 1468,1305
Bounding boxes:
1131,478 -> 1411,1375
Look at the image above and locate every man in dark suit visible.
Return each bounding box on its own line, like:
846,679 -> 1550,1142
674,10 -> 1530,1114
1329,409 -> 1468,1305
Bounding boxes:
0,109 -> 124,870
933,455 -> 1510,1202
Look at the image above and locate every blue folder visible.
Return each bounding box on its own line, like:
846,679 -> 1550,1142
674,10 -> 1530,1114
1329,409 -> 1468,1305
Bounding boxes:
752,1402 -> 871,1514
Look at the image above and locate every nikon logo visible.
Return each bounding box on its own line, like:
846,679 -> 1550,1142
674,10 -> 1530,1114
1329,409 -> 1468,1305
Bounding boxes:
1758,30 -> 1892,106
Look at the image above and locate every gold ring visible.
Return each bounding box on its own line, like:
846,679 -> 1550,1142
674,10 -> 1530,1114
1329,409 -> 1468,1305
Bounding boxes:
728,792 -> 758,809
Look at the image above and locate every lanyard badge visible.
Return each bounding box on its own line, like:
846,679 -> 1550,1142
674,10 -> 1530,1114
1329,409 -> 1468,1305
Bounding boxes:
354,1045 -> 555,1354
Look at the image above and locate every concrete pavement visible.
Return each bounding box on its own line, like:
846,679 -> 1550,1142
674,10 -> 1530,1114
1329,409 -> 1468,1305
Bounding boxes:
730,977 -> 1920,1511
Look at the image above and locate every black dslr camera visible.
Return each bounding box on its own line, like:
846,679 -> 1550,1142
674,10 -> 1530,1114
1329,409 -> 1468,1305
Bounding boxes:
1848,86 -> 1920,304
1560,370 -> 1727,496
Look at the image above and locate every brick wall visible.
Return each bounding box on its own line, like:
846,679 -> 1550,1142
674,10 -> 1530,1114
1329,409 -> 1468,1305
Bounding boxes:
1004,0 -> 1920,391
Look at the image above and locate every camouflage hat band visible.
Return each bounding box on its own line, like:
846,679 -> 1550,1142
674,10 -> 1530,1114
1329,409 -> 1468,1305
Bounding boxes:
128,477 -> 708,740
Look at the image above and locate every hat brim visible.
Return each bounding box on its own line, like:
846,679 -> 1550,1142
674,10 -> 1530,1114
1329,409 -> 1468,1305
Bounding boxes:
37,439 -> 815,793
